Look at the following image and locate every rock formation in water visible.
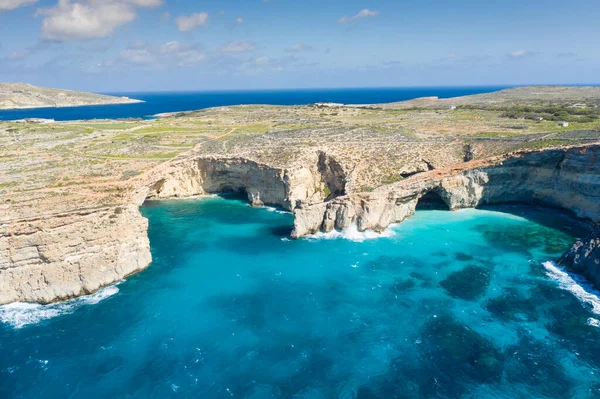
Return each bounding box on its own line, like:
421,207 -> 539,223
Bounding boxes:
559,228 -> 600,287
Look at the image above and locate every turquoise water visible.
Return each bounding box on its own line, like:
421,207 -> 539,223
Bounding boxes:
0,86 -> 508,121
2,197 -> 600,398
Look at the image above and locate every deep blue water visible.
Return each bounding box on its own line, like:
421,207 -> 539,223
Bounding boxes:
2,197 -> 600,398
0,86 -> 508,121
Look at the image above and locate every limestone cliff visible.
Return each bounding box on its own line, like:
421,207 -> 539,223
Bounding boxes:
2,144 -> 600,305
135,154 -> 343,210
0,206 -> 150,305
292,145 -> 600,237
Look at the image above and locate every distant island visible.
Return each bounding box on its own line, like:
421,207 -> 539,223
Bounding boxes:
0,82 -> 142,110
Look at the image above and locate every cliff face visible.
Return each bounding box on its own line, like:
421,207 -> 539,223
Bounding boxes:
0,154 -> 344,305
138,155 -> 344,210
559,229 -> 600,286
0,206 -> 150,305
292,145 -> 600,238
2,145 -> 599,305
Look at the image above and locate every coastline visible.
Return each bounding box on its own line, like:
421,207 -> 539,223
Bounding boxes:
0,98 -> 144,111
2,85 -> 600,305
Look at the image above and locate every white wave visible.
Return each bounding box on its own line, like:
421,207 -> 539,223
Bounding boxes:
306,224 -> 397,243
588,318 -> 600,328
149,194 -> 219,202
264,206 -> 291,215
183,194 -> 219,200
543,261 -> 600,315
0,285 -> 119,329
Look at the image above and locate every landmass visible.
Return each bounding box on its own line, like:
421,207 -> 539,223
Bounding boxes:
1,85 -> 600,304
0,82 -> 142,110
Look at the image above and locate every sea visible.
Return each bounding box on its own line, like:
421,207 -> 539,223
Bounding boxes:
0,86 -> 508,121
1,196 -> 600,398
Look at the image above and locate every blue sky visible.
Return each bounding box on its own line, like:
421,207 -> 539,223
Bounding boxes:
0,0 -> 598,92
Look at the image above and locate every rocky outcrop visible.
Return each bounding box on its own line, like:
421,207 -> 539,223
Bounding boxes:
559,229 -> 600,286
137,154 -> 347,210
292,145 -> 600,237
0,206 -> 150,305
317,152 -> 347,200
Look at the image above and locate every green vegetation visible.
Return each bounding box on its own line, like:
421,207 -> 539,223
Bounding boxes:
461,104 -> 600,123
381,173 -> 404,185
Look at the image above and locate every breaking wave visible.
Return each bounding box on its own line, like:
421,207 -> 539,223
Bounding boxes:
543,261 -> 600,315
0,285 -> 120,329
264,206 -> 291,215
306,224 -> 397,243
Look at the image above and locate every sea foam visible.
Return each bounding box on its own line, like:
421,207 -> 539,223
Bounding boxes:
543,261 -> 600,315
307,224 -> 397,243
0,285 -> 119,329
264,206 -> 291,215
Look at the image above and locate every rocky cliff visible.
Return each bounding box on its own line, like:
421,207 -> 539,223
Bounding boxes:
0,206 -> 150,305
2,144 -> 600,305
559,228 -> 600,287
292,145 -> 600,237
135,152 -> 348,210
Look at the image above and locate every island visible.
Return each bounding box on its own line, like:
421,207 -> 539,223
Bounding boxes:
1,85 -> 599,305
0,82 -> 142,110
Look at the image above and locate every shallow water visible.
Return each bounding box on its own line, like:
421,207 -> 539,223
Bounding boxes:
2,197 -> 600,398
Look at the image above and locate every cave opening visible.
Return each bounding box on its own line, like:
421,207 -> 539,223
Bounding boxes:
416,190 -> 450,211
215,185 -> 250,201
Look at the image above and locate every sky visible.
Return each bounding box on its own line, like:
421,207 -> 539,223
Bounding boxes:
0,0 -> 599,92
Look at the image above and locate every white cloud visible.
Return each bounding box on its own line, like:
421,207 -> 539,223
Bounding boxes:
507,50 -> 537,59
217,40 -> 255,53
235,17 -> 243,24
338,9 -> 379,23
286,43 -> 313,52
118,40 -> 205,68
175,12 -> 208,32
0,0 -> 37,11
37,0 -> 163,41
254,56 -> 269,65
128,40 -> 147,49
119,48 -> 157,65
6,49 -> 31,61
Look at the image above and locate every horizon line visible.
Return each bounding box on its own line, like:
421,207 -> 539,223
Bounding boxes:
100,83 -> 600,95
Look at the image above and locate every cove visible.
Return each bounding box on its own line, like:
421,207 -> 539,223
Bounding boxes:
1,197 -> 600,398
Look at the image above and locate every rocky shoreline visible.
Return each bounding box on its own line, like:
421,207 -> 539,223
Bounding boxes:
3,85 -> 600,305
2,143 -> 599,305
